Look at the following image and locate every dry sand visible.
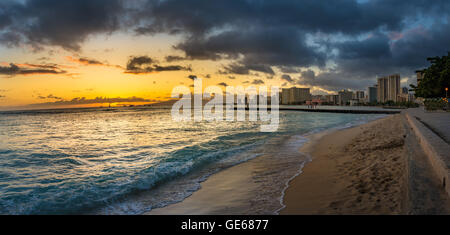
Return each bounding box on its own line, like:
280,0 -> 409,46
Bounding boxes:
147,134 -> 312,215
281,114 -> 409,214
281,114 -> 450,214
145,114 -> 450,215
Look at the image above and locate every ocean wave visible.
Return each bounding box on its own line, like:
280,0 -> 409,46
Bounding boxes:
0,109 -> 387,214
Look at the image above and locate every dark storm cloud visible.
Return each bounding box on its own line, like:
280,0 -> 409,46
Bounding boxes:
75,58 -> 103,66
125,55 -> 191,74
295,69 -> 364,91
37,94 -> 63,100
281,74 -> 294,83
134,0 -> 450,89
278,66 -> 302,74
0,0 -> 449,91
319,22 -> 450,91
28,96 -> 156,108
300,70 -> 316,81
66,56 -> 123,69
0,0 -> 125,50
175,27 -> 326,69
390,22 -> 450,68
297,70 -> 372,91
187,75 -> 197,80
0,63 -> 66,76
220,63 -> 275,76
136,0 -> 450,69
0,9 -> 11,30
126,56 -> 154,71
136,0 -> 450,37
0,31 -> 22,47
153,65 -> 191,72
337,33 -> 392,61
251,79 -> 265,85
165,55 -> 186,62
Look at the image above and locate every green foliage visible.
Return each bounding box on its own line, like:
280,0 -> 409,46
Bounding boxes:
411,52 -> 450,98
361,101 -> 419,108
383,101 -> 419,108
424,98 -> 449,111
396,101 -> 420,108
384,100 -> 395,106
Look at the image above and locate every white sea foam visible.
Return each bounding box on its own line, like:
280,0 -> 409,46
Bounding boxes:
0,107 -> 387,214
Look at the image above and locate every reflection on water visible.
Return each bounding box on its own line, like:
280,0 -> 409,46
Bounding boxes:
0,106 -> 385,214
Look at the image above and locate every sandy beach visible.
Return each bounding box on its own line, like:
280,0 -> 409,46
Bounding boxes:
143,114 -> 450,215
147,134 -> 313,215
281,114 -> 450,214
145,114 -> 450,215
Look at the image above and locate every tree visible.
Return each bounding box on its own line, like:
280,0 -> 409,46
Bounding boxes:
411,52 -> 450,98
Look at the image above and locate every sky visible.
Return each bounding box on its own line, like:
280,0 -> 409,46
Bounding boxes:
0,0 -> 449,110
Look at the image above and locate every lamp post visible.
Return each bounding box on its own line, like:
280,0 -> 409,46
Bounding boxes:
446,87 -> 449,111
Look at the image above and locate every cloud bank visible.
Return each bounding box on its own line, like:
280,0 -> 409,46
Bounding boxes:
0,0 -> 449,90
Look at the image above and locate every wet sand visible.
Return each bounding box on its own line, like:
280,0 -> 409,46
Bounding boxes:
146,114 -> 450,215
281,114 -> 450,214
147,135 -> 312,215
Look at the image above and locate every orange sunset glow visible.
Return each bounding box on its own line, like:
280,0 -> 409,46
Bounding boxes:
0,32 -> 305,110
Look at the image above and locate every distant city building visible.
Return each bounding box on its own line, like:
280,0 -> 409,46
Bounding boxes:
416,70 -> 424,85
281,89 -> 290,105
338,90 -> 354,106
291,87 -> 311,104
402,87 -> 409,94
398,89 -> 415,102
311,95 -> 325,101
349,99 -> 360,106
398,93 -> 415,102
367,86 -> 378,103
408,93 -> 415,102
354,91 -> 365,100
332,94 -> 339,104
325,94 -> 338,105
354,90 -> 365,103
377,74 -> 401,103
281,87 -> 311,104
306,98 -> 325,106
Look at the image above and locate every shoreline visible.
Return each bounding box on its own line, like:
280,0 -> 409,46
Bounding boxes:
145,116 -> 386,215
281,114 -> 450,214
274,130 -> 332,214
146,134 -> 312,215
281,116 -> 407,214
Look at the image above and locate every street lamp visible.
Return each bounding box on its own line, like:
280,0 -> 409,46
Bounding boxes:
446,87 -> 449,110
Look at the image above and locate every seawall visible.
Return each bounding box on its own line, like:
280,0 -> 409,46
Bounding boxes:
405,111 -> 450,197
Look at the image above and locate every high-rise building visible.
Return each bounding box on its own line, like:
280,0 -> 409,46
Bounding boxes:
354,91 -> 365,102
325,94 -> 338,105
289,87 -> 310,104
338,90 -> 354,106
281,87 -> 311,104
416,70 -> 424,85
281,88 -> 290,105
377,74 -> 401,102
367,86 -> 378,103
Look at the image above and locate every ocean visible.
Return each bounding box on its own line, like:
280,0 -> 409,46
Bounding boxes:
0,106 -> 385,214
